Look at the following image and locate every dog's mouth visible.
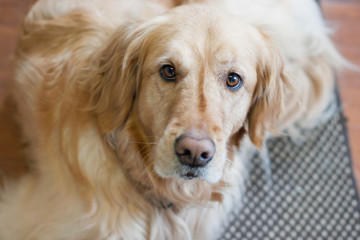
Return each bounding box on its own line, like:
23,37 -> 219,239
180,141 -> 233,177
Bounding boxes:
177,167 -> 204,180
181,171 -> 198,180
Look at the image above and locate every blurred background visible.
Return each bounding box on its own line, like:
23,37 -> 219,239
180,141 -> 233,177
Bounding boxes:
0,0 -> 359,192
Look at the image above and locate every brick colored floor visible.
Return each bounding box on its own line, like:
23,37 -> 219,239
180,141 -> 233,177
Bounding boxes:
322,0 -> 360,191
0,0 -> 359,191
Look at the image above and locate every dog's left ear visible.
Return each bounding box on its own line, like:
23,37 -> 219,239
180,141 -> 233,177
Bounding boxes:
247,36 -> 290,148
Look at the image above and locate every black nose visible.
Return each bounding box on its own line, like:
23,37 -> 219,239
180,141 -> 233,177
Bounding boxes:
175,134 -> 215,167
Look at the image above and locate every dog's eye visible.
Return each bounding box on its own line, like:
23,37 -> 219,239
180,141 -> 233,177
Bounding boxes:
160,65 -> 176,81
226,72 -> 243,91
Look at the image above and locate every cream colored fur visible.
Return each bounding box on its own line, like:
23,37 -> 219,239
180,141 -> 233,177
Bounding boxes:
0,0 -> 345,239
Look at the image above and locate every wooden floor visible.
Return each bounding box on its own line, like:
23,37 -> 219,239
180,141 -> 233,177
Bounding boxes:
321,0 -> 360,191
0,0 -> 359,191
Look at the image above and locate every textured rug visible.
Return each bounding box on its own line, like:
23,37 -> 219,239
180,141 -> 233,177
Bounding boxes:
219,92 -> 360,240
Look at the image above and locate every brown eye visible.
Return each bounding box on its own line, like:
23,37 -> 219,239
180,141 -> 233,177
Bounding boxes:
160,65 -> 176,81
226,72 -> 243,91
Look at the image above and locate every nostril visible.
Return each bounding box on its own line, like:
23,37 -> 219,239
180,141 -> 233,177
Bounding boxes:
183,149 -> 191,156
200,152 -> 210,160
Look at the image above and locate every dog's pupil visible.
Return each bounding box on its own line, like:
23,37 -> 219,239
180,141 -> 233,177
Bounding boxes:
165,66 -> 175,77
228,74 -> 238,86
160,65 -> 176,81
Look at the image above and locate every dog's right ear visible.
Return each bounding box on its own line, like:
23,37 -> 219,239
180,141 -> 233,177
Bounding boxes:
88,21 -> 148,133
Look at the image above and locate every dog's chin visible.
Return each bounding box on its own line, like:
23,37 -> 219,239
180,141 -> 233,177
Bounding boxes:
178,166 -> 205,180
154,163 -> 222,184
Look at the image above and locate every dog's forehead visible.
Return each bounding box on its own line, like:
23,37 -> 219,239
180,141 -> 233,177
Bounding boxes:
153,7 -> 263,66
154,29 -> 259,73
166,5 -> 259,39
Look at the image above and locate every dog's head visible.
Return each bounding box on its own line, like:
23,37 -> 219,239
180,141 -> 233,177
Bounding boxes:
91,5 -> 288,187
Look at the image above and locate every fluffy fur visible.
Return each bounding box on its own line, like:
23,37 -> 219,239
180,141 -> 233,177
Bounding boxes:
0,0 -> 345,239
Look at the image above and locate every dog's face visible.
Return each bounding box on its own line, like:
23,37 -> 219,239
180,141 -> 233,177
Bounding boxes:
137,13 -> 261,183
94,5 -> 287,185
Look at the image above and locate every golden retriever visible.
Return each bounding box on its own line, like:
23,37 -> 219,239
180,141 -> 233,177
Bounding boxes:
0,0 -> 346,239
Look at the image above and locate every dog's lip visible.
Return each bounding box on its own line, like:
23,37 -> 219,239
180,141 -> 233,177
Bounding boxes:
180,170 -> 198,180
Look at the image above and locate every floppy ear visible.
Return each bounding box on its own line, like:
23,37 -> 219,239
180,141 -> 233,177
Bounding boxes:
247,40 -> 290,149
88,22 -> 147,133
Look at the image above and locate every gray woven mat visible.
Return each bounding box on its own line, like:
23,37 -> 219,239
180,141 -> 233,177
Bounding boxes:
219,95 -> 360,240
